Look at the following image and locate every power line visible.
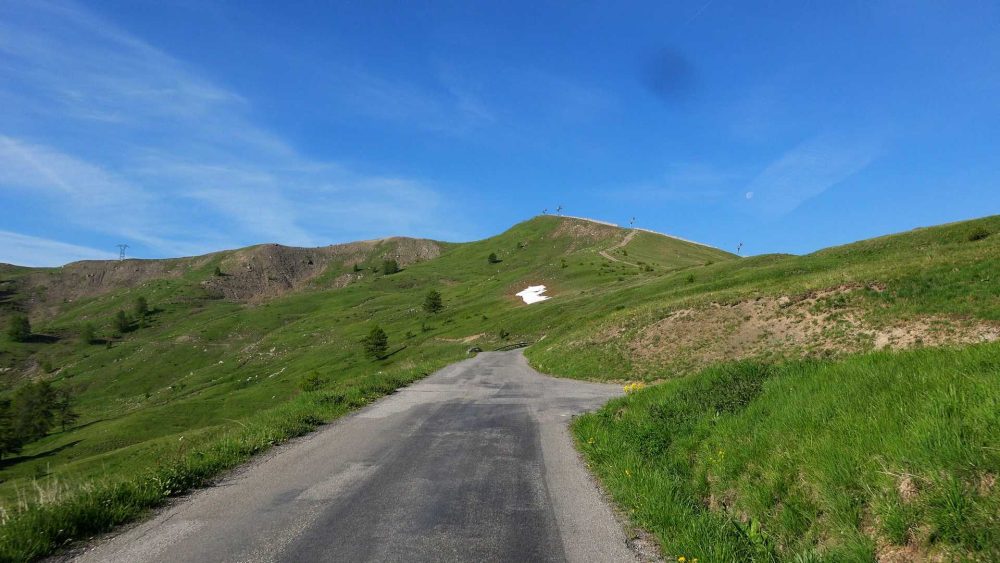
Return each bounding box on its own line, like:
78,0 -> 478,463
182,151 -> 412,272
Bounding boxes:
116,244 -> 129,261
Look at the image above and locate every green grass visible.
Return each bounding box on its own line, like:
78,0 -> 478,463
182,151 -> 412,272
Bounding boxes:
574,343 -> 1000,562
0,213 -> 996,560
621,230 -> 727,270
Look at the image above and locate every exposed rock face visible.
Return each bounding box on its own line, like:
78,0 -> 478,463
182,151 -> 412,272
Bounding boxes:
6,237 -> 444,314
200,238 -> 443,301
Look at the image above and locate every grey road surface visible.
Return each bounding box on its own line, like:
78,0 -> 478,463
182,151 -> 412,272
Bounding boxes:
69,351 -> 636,563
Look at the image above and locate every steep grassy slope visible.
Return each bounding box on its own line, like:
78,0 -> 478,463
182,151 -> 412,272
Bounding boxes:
576,343 -> 1000,562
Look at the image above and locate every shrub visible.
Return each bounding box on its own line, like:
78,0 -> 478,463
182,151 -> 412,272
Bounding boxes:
488,252 -> 501,264
382,259 -> 400,275
498,327 -> 510,340
968,227 -> 990,242
79,323 -> 97,345
298,372 -> 323,392
213,265 -> 224,276
6,314 -> 31,342
423,290 -> 443,314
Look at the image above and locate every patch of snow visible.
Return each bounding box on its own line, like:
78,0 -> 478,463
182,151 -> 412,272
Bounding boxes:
516,285 -> 551,304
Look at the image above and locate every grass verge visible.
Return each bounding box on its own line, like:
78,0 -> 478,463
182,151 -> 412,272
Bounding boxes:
574,342 -> 1000,562
0,358 -> 450,561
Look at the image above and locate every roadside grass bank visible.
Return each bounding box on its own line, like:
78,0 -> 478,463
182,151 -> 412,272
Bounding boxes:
529,215 -> 999,381
0,357 -> 455,562
573,342 -> 1000,562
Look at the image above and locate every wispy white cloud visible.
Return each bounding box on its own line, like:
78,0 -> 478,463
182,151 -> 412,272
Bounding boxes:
606,162 -> 740,203
328,65 -> 496,134
0,0 -> 459,264
744,135 -> 882,217
0,230 -> 115,267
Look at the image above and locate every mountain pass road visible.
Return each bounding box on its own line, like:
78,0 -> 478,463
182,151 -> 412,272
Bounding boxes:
69,350 -> 637,563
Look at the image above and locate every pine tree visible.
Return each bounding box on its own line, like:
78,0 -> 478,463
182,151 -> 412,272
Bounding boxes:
423,290 -> 443,314
134,296 -> 149,318
0,398 -> 21,459
54,389 -> 79,432
11,381 -> 56,443
114,310 -> 131,334
362,325 -> 389,360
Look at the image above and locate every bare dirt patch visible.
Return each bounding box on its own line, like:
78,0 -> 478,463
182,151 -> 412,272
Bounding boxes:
200,237 -> 443,302
618,285 -> 999,375
437,333 -> 485,344
549,218 -> 622,252
599,230 -> 638,266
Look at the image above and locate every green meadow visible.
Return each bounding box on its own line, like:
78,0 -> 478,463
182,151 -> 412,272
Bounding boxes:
0,214 -> 997,560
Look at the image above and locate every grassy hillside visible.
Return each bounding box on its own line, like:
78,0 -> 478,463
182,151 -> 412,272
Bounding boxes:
527,215 -> 999,379
0,216 -> 732,559
0,214 -> 997,560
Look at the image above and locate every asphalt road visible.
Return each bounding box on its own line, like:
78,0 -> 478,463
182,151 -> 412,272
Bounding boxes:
70,351 -> 636,563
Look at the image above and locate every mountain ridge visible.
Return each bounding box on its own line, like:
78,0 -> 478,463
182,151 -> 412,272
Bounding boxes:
1,216 -> 730,314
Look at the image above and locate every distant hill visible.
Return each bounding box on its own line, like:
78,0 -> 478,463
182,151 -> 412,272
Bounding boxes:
1,216 -> 731,317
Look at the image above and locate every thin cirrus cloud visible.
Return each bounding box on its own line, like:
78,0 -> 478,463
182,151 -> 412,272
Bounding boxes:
328,64 -> 497,135
0,230 -> 114,267
324,61 -> 612,135
0,0 -> 458,265
743,134 -> 882,217
606,162 -> 739,203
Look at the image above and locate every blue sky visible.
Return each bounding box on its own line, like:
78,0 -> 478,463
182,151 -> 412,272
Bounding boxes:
1,1 -> 998,266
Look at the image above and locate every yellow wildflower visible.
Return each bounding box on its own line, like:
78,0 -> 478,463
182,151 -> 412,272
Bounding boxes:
623,381 -> 647,394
